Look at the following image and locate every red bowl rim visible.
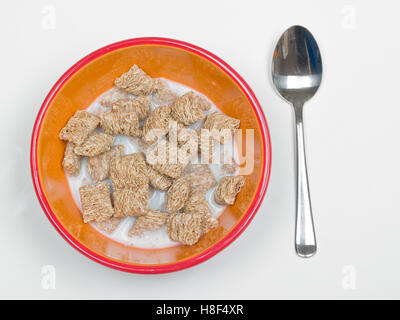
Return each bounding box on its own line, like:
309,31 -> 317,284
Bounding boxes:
30,37 -> 272,274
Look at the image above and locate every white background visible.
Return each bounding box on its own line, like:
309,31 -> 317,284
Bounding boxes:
1,0 -> 399,299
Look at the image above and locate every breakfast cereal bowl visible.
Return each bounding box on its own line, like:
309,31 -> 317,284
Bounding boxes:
30,37 -> 271,273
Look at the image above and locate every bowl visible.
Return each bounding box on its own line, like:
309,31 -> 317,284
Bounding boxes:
30,37 -> 271,273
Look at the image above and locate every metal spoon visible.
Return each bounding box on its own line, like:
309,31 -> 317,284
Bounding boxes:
271,25 -> 322,258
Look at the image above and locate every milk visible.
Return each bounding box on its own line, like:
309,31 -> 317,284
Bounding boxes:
66,79 -> 239,248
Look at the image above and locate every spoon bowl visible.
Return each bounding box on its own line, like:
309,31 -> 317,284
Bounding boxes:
272,25 -> 322,258
272,25 -> 322,105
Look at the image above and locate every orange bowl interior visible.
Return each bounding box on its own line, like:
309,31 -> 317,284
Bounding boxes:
36,43 -> 265,266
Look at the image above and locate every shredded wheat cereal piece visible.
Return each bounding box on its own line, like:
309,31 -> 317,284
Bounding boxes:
100,110 -> 140,137
146,140 -> 191,179
195,94 -> 212,111
128,210 -> 168,236
113,188 -> 148,217
62,142 -> 81,176
203,112 -> 240,144
166,177 -> 190,212
112,96 -> 151,121
146,164 -> 172,191
152,79 -> 179,105
59,111 -> 99,146
222,158 -> 239,175
114,64 -> 154,96
214,175 -> 245,205
93,217 -> 122,234
110,153 -> 150,217
171,91 -> 205,125
79,182 -> 114,223
166,212 -> 202,245
99,87 -> 129,107
109,153 -> 148,190
183,192 -> 218,234
142,105 -> 172,145
201,212 -> 219,235
185,164 -> 217,193
86,145 -> 124,183
131,134 -> 147,153
74,131 -> 114,157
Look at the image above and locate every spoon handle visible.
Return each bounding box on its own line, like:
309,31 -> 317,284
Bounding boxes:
294,105 -> 317,258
